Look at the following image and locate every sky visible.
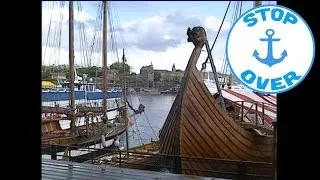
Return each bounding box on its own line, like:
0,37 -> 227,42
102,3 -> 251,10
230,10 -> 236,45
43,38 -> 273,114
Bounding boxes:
42,1 -> 277,73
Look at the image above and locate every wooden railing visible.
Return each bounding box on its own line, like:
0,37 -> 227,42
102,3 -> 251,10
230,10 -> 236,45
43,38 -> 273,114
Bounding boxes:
226,100 -> 276,134
42,144 -> 274,179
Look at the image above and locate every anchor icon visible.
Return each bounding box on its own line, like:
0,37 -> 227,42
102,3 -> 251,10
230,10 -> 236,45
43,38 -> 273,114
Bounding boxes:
253,29 -> 287,67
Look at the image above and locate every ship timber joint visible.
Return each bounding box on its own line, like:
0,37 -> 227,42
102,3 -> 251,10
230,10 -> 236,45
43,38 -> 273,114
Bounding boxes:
187,26 -> 207,47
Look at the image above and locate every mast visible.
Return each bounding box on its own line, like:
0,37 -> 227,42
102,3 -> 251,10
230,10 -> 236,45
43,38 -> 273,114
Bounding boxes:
102,1 -> 108,118
122,48 -> 129,152
69,1 -> 76,134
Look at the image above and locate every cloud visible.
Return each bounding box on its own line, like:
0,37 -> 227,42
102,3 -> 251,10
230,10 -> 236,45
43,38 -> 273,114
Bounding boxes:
118,10 -> 230,52
42,1 -> 232,73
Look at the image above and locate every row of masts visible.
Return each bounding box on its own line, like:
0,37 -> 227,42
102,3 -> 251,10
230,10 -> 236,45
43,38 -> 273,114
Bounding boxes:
68,1 -> 114,135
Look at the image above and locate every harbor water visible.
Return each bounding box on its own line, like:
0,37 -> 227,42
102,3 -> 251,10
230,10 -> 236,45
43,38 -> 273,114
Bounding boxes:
122,94 -> 176,148
42,94 -> 176,160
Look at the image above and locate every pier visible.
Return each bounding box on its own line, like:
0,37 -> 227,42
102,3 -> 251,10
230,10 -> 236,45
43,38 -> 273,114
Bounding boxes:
42,159 -> 223,180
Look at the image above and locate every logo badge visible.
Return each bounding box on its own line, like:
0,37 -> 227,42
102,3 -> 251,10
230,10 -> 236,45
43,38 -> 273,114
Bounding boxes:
226,5 -> 315,94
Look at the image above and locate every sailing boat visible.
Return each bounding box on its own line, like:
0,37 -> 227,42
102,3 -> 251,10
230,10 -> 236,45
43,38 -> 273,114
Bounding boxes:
41,1 -> 136,155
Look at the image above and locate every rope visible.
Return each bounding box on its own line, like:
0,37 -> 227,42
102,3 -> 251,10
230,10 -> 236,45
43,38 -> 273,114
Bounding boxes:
143,111 -> 159,141
76,1 -> 91,68
132,116 -> 144,145
220,1 -> 243,86
43,2 -> 55,65
201,1 -> 232,72
88,2 -> 103,69
127,100 -> 145,114
128,94 -> 144,146
56,1 -> 65,66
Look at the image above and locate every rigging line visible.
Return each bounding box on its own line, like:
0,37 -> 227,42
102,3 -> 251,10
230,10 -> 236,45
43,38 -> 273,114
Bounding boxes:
77,1 -> 85,67
57,1 -> 65,66
110,2 -> 121,63
90,3 -> 103,68
89,2 -> 102,67
127,95 -> 143,145
200,1 -> 231,72
53,2 -> 65,66
132,91 -> 157,140
96,20 -> 102,68
51,5 -> 63,67
132,114 -> 144,145
107,2 -> 114,56
127,96 -> 144,145
54,2 -> 64,66
108,2 -> 120,63
49,6 -> 61,67
143,111 -> 159,140
79,20 -> 86,67
113,2 -> 134,68
223,2 -> 240,85
112,2 -> 145,109
220,1 -> 240,85
113,2 -> 129,56
78,2 -> 90,68
226,1 -> 241,82
219,54 -> 227,85
225,1 -> 243,84
43,1 -> 55,65
78,2 -> 88,68
219,1 -> 236,84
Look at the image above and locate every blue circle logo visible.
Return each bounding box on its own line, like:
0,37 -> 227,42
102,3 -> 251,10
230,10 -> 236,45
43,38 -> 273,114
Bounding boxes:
226,5 -> 315,94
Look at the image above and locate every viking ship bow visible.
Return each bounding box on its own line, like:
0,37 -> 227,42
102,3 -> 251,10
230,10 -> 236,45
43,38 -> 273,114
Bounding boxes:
158,27 -> 273,175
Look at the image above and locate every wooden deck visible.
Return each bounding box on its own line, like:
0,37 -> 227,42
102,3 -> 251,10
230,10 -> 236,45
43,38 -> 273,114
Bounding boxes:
42,159 -> 228,180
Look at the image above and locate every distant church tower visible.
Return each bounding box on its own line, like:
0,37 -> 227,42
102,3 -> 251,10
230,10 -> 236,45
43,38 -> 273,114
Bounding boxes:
172,63 -> 176,72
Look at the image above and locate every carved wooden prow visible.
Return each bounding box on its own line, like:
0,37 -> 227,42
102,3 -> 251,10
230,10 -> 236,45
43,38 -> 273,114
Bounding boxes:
185,27 -> 207,69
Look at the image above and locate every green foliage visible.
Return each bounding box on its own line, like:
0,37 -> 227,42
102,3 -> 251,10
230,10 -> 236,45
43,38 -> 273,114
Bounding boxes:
76,66 -> 102,77
42,71 -> 52,80
42,62 -> 132,82
170,74 -> 180,82
110,62 -> 130,74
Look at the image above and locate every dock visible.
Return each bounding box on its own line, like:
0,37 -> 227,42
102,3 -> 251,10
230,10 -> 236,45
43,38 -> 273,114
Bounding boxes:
42,159 -> 228,180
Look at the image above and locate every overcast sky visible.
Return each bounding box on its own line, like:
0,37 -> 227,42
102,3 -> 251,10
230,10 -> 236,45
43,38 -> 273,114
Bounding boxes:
42,1 -> 276,73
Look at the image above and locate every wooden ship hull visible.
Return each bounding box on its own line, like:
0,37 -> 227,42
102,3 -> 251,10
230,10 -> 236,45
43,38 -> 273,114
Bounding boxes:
119,27 -> 274,179
41,115 -> 127,153
157,27 -> 273,177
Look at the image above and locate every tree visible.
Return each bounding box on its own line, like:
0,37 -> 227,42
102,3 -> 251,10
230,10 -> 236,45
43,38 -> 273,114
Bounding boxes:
154,72 -> 161,81
170,74 -> 180,83
110,62 -> 130,74
42,71 -> 52,80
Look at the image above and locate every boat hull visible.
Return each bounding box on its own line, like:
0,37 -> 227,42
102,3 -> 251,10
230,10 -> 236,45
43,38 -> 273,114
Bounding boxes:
42,91 -> 122,102
157,27 -> 274,177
